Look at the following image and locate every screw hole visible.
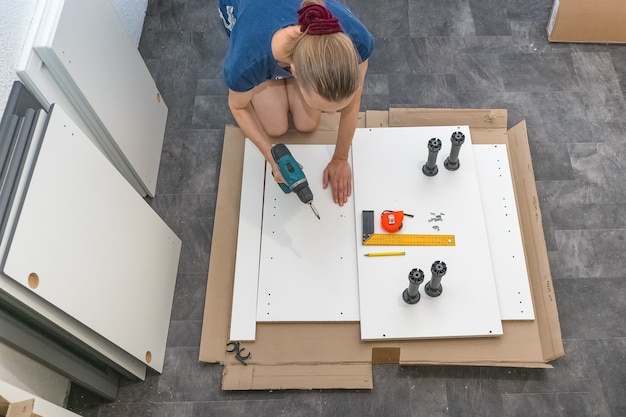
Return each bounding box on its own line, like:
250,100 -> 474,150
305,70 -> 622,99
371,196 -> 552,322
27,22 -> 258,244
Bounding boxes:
28,273 -> 39,289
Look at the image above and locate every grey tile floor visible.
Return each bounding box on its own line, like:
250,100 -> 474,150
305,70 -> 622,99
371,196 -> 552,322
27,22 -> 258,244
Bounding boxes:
68,0 -> 626,416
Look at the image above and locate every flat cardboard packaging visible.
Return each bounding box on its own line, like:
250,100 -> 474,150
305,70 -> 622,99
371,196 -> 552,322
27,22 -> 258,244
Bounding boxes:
547,0 -> 626,44
199,108 -> 564,390
0,396 -> 38,417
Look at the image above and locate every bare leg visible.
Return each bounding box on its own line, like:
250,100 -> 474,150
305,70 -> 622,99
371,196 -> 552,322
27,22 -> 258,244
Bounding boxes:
286,77 -> 321,133
251,79 -> 289,137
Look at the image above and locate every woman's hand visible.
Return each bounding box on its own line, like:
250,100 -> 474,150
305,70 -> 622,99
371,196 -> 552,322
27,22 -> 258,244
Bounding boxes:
270,161 -> 286,185
323,158 -> 352,206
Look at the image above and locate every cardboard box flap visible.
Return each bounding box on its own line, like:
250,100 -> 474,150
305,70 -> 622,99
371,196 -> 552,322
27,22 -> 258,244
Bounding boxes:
199,125 -> 246,364
399,321 -> 547,366
222,364 -> 373,390
388,108 -> 508,129
507,121 -> 564,361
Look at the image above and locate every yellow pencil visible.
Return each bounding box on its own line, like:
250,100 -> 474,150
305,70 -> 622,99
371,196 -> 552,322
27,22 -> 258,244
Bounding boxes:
364,251 -> 406,257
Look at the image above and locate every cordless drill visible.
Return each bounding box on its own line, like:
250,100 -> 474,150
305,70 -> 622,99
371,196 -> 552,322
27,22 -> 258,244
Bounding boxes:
271,143 -> 320,220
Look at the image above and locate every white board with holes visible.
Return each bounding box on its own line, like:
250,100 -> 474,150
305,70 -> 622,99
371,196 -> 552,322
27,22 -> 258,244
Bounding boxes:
1,106 -> 181,372
474,144 -> 534,320
256,144 -> 359,323
352,126 -> 503,340
29,0 -> 167,196
230,128 -> 535,342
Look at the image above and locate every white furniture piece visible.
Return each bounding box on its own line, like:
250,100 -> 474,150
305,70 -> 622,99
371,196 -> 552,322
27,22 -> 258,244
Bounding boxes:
352,126 -> 497,340
230,142 -> 359,341
230,126 -> 533,342
18,0 -> 167,197
0,104 -> 181,376
474,144 -> 534,320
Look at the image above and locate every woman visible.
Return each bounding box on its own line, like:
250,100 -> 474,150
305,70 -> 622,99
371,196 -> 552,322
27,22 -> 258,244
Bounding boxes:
219,0 -> 374,206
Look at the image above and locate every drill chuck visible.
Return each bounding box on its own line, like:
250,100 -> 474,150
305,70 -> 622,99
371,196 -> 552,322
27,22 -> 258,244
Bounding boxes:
293,181 -> 313,204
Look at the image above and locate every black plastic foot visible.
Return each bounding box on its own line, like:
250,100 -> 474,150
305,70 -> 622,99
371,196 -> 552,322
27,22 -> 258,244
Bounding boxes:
424,281 -> 443,297
443,156 -> 460,171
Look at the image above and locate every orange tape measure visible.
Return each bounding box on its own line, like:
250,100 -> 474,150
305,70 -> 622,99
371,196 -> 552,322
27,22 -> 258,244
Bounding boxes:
381,210 -> 413,233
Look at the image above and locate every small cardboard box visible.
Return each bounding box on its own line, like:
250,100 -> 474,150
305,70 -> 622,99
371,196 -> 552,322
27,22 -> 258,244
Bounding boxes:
547,0 -> 626,44
199,108 -> 564,390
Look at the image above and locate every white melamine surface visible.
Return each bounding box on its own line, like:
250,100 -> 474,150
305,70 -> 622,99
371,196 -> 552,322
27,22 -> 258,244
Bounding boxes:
0,108 -> 144,378
2,106 -> 181,372
474,145 -> 535,320
229,141 -> 266,341
352,126 -> 503,340
257,145 -> 360,322
33,0 -> 167,197
229,128 -> 535,342
17,0 -> 109,155
0,106 -> 147,379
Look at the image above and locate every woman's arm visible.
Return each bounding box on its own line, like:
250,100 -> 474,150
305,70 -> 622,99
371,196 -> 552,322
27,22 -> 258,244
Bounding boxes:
228,89 -> 285,183
323,59 -> 368,205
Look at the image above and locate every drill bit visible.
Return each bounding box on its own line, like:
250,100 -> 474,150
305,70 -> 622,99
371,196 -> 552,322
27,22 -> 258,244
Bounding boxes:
309,203 -> 321,220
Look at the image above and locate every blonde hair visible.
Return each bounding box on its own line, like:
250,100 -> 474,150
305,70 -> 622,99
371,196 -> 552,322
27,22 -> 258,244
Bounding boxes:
290,1 -> 361,102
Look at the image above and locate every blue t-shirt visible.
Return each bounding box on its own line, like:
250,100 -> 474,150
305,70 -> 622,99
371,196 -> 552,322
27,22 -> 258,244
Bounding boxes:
219,0 -> 375,92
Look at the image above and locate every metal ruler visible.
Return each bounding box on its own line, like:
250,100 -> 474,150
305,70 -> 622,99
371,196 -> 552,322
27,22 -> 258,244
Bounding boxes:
362,210 -> 456,246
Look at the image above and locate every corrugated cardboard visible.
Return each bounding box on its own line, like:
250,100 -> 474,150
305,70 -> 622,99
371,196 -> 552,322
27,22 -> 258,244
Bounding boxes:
0,396 -> 37,417
199,108 -> 564,390
547,0 -> 626,44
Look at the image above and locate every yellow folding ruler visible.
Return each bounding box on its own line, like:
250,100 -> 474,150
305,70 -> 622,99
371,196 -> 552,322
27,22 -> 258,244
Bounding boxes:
362,210 -> 456,246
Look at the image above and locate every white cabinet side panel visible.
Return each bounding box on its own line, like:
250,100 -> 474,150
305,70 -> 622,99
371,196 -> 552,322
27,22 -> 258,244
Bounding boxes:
33,0 -> 167,196
3,107 -> 181,372
352,126 -> 503,340
229,140 -> 266,341
256,145 -> 359,322
0,109 -> 147,378
474,145 -> 534,320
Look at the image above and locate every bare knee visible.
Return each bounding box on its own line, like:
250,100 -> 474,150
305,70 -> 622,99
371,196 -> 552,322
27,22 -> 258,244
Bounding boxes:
293,117 -> 320,133
262,119 -> 289,137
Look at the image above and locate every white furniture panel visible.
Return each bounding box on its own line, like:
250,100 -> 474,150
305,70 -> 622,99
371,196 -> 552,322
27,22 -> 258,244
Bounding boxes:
16,0 -> 117,160
0,105 -> 147,379
229,129 -> 535,342
352,126 -> 503,340
256,145 -> 359,323
474,145 -> 534,320
2,105 -> 181,372
31,0 -> 167,197
229,141 -> 266,341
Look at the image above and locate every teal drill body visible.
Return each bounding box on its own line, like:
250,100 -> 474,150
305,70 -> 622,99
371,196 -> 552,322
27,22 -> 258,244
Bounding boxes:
271,144 -> 320,219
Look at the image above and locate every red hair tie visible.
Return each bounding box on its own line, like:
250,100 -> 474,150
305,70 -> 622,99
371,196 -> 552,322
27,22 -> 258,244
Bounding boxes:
297,4 -> 343,35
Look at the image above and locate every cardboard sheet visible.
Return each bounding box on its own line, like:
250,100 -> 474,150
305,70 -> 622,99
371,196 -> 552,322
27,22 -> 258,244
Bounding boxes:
547,0 -> 626,44
199,109 -> 564,390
